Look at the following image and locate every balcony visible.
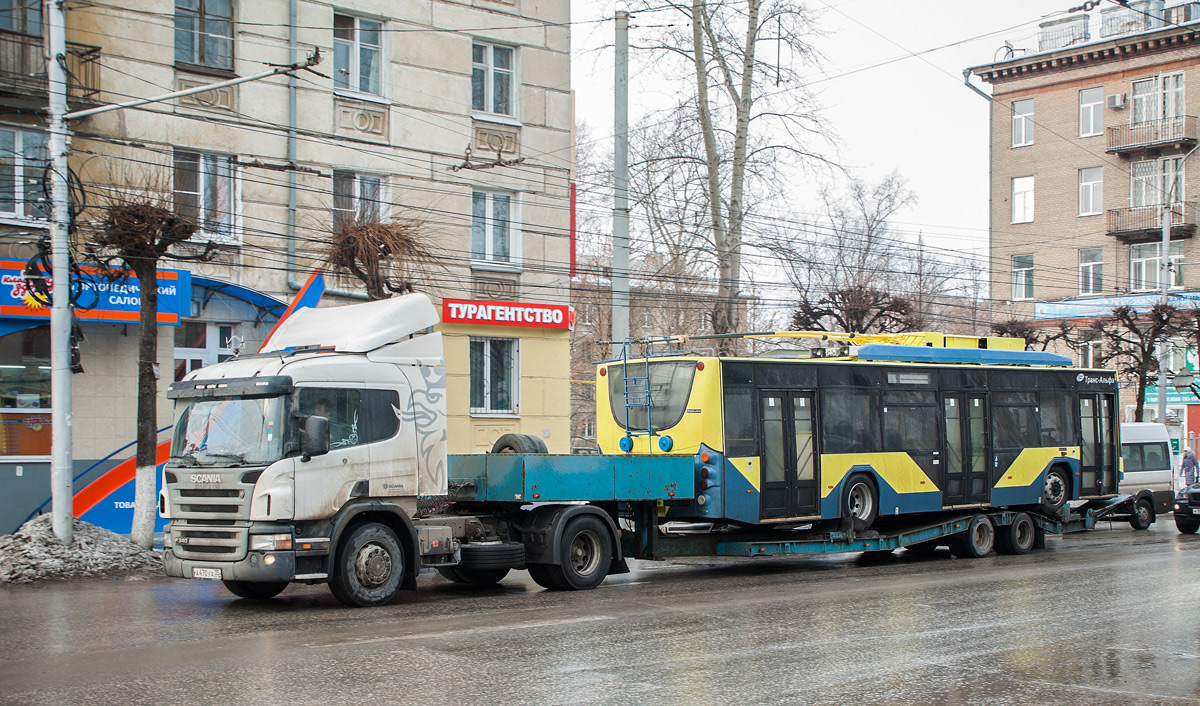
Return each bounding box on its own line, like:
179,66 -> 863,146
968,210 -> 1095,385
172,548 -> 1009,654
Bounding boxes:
0,29 -> 101,111
1107,116 -> 1199,155
1107,202 -> 1198,242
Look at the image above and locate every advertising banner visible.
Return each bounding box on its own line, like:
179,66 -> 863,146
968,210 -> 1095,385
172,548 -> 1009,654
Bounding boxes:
442,298 -> 574,330
0,259 -> 191,325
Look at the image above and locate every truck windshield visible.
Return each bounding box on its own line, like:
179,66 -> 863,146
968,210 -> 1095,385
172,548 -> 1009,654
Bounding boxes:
170,396 -> 286,467
607,360 -> 696,432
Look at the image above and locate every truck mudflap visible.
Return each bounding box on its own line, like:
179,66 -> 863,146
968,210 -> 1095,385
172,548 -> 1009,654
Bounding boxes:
521,504 -> 628,575
163,548 -> 296,583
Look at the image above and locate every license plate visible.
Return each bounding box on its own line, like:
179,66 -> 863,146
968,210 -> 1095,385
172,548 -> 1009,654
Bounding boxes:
193,567 -> 222,580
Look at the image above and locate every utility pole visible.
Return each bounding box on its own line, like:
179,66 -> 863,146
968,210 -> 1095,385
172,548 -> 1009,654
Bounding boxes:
612,10 -> 631,344
47,0 -> 73,544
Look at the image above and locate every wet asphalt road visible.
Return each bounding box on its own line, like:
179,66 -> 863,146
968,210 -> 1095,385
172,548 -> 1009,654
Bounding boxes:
2,520 -> 1200,705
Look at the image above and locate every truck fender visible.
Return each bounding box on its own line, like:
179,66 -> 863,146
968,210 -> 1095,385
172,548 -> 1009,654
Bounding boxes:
327,500 -> 421,591
522,504 -> 627,575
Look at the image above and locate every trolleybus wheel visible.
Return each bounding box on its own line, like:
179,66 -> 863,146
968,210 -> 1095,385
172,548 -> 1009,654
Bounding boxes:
538,515 -> 612,590
1040,467 -> 1070,515
949,514 -> 994,558
222,580 -> 288,600
329,522 -> 404,607
843,475 -> 878,531
995,512 -> 1035,555
1129,498 -> 1154,530
1176,517 -> 1200,534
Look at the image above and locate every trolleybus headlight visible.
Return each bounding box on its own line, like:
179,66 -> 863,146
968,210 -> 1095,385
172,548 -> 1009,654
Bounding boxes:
619,436 -> 634,452
658,435 -> 673,452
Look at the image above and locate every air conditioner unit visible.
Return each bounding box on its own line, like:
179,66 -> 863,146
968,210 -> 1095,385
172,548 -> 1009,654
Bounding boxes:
1107,93 -> 1127,109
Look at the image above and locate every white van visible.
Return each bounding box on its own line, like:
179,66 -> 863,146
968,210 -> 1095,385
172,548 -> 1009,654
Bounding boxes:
1120,422 -> 1176,513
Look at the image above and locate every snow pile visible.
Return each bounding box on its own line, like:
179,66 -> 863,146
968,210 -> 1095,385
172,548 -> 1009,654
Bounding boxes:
0,516 -> 163,584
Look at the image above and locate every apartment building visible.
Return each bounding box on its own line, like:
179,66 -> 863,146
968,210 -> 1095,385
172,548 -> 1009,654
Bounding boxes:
971,1 -> 1200,428
0,0 -> 573,532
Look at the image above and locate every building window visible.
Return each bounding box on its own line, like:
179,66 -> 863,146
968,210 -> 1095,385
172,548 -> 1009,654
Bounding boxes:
580,419 -> 595,440
1079,167 -> 1103,216
1132,72 -> 1184,126
332,171 -> 382,231
1012,176 -> 1034,223
1080,340 -> 1102,368
174,0 -> 233,71
333,13 -> 382,95
471,190 -> 515,265
1012,254 -> 1034,300
1130,241 -> 1183,292
472,43 -> 514,117
1079,87 -> 1103,137
0,0 -> 41,35
0,127 -> 49,220
174,321 -> 236,381
470,337 -> 518,415
1131,156 -> 1183,209
1012,99 -> 1034,147
1079,247 -> 1103,295
0,325 -> 51,457
173,150 -> 236,245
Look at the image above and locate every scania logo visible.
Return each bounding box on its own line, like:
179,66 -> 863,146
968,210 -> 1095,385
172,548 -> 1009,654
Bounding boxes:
190,473 -> 221,484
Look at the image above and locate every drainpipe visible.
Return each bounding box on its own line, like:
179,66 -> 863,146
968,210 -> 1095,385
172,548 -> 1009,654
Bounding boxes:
286,0 -> 364,299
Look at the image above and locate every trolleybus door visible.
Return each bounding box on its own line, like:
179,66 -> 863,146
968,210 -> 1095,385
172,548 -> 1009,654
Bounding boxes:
1079,393 -> 1117,495
942,393 -> 990,505
759,391 -> 819,520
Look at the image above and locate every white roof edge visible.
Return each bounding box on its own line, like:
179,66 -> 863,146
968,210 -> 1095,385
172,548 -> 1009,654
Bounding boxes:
261,293 -> 440,353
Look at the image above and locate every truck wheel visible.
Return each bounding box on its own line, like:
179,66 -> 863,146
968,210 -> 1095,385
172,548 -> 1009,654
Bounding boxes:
460,542 -> 525,570
329,522 -> 404,607
995,512 -> 1035,555
538,515 -> 612,590
949,515 -> 994,558
1129,498 -> 1154,531
437,566 -> 510,585
526,564 -> 557,589
1040,467 -> 1069,515
843,475 -> 878,531
490,433 -> 548,454
222,580 -> 288,600
1176,517 -> 1200,534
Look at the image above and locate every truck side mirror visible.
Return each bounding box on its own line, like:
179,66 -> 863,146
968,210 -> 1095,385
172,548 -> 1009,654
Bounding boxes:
303,415 -> 330,461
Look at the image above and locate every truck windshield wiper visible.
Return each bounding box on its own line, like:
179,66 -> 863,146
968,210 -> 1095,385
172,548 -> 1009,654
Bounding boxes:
169,455 -> 198,467
200,452 -> 247,466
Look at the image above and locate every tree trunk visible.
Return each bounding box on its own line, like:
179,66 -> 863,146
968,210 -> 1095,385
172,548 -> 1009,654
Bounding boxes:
130,263 -> 160,549
1135,370 -> 1147,422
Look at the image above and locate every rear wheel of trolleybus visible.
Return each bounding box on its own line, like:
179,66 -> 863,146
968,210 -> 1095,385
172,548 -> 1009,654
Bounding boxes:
994,512 -> 1035,555
1040,467 -> 1070,515
949,514 -> 995,558
222,580 -> 289,600
843,474 -> 879,531
329,522 -> 404,607
528,515 -> 612,591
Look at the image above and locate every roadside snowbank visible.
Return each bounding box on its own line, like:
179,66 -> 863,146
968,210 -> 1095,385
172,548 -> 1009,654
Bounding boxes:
0,516 -> 162,584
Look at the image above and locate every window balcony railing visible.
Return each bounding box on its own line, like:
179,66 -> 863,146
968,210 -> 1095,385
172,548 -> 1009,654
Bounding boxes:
1107,116 -> 1199,155
0,29 -> 101,110
1106,202 -> 1198,242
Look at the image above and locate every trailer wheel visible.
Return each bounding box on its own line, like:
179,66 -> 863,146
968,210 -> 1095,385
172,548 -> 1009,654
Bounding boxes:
490,433 -> 548,454
949,515 -> 994,558
329,522 -> 404,607
536,515 -> 612,590
1129,498 -> 1155,530
995,512 -> 1035,555
1176,517 -> 1200,534
222,580 -> 288,600
843,475 -> 878,531
437,566 -> 510,585
1040,467 -> 1070,515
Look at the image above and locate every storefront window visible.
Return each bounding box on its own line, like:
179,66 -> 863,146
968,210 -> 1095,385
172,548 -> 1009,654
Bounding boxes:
0,325 -> 52,456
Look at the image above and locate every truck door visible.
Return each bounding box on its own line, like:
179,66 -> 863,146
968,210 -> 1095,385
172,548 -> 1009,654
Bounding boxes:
760,391 -> 819,520
1079,393 -> 1117,496
294,388 -> 373,520
942,394 -> 990,505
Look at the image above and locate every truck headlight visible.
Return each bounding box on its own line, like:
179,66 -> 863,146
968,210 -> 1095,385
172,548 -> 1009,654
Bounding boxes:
249,534 -> 293,551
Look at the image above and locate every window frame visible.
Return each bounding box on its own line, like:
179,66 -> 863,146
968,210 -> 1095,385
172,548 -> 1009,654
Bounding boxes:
1079,166 -> 1103,216
333,12 -> 385,97
174,0 -> 234,73
1011,254 -> 1034,301
1129,241 -> 1184,292
470,189 -> 519,270
472,41 -> 517,119
1131,156 -> 1184,209
0,0 -> 42,35
0,324 -> 51,460
1012,99 -> 1034,147
1132,72 -> 1185,126
469,336 -> 520,416
174,321 -> 237,381
332,170 -> 385,231
1012,176 -> 1035,223
0,125 -> 49,222
1080,340 -> 1102,368
173,149 -> 239,246
1079,247 -> 1103,295
1079,87 -> 1104,137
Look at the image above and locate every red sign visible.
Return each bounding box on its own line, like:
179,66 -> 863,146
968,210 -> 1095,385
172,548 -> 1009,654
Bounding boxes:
443,299 -> 574,330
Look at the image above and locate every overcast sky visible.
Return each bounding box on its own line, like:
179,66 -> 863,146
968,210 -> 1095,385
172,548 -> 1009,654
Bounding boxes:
569,0 -> 1075,258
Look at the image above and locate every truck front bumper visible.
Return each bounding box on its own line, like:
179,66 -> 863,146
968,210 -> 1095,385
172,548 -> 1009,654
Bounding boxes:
163,548 -> 296,583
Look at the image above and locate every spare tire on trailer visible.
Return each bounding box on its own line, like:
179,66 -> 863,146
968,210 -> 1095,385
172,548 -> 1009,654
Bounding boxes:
490,433 -> 548,454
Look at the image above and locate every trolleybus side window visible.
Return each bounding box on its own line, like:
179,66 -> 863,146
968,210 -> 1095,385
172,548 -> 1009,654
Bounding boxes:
882,391 -> 938,451
1039,392 -> 1077,447
723,363 -> 756,456
992,392 -> 1038,452
821,389 -> 880,454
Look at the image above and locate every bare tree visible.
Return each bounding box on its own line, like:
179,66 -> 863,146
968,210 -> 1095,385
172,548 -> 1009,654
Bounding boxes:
991,319 -> 1069,351
324,216 -> 440,301
791,285 -> 920,334
1093,304 -> 1184,421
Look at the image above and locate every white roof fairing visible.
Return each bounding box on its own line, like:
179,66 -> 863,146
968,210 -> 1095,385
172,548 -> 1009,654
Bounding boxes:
260,293 -> 440,353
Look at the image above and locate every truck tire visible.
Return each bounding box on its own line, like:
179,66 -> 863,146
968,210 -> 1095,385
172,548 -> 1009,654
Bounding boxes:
490,433 -> 548,454
460,542 -> 525,570
949,514 -> 994,558
995,512 -> 1035,555
1129,498 -> 1154,531
222,580 -> 288,600
843,474 -> 878,531
1040,467 -> 1069,515
329,522 -> 404,607
533,515 -> 612,590
1176,517 -> 1200,534
437,566 -> 510,585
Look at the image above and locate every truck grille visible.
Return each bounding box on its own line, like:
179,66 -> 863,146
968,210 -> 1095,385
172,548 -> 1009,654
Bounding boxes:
170,526 -> 248,561
165,468 -> 260,521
